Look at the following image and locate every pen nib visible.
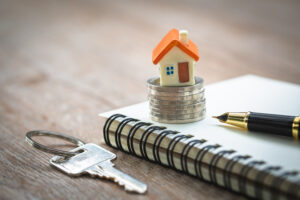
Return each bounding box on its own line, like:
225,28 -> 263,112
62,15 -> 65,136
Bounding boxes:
212,113 -> 228,122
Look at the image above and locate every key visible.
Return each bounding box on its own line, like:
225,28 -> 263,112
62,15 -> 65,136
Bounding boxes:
49,143 -> 147,194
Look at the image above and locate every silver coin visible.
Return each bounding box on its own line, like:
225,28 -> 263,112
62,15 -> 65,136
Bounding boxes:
149,98 -> 204,106
150,99 -> 206,110
150,110 -> 206,119
150,109 -> 206,120
150,107 -> 205,115
148,91 -> 205,101
148,87 -> 204,97
151,111 -> 206,124
150,103 -> 206,115
147,77 -> 204,92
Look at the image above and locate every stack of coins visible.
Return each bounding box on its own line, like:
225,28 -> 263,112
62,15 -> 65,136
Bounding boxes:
147,77 -> 206,124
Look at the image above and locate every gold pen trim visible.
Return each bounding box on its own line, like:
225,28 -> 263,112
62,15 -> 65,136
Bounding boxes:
292,116 -> 300,140
225,112 -> 250,129
244,111 -> 250,129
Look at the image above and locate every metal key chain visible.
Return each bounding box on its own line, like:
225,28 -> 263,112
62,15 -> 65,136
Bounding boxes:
25,130 -> 147,194
26,130 -> 85,157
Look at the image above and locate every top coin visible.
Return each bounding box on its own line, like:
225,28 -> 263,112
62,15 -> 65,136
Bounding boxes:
147,77 -> 204,92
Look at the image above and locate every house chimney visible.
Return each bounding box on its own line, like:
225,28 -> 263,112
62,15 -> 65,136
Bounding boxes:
179,30 -> 188,44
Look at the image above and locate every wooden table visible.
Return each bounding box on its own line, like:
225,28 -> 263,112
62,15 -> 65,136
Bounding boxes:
1,0 -> 299,199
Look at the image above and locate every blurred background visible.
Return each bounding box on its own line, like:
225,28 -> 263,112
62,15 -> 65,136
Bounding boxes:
1,0 -> 300,137
1,0 -> 300,199
1,0 -> 300,108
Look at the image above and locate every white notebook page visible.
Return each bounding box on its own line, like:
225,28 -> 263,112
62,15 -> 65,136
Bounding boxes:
100,75 -> 300,172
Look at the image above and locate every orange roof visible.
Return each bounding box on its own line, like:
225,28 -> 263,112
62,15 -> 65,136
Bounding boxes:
152,29 -> 199,65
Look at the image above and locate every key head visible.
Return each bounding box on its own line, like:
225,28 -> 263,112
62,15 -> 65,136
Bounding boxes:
50,143 -> 116,176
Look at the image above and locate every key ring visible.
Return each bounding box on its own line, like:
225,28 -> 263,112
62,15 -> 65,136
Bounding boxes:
25,130 -> 85,157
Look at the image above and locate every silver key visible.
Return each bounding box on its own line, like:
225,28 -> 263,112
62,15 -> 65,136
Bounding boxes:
49,143 -> 147,194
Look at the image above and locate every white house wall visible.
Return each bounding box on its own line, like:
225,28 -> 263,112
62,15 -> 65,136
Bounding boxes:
158,46 -> 195,86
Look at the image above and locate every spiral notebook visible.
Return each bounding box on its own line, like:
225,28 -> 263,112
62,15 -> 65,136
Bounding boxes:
99,75 -> 300,200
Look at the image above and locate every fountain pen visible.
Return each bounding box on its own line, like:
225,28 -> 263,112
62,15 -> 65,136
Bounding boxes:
213,112 -> 300,140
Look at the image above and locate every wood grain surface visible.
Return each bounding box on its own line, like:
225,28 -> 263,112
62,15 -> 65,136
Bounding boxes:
0,0 -> 299,199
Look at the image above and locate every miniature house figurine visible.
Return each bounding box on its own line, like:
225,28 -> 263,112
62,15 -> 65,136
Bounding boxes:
152,29 -> 200,86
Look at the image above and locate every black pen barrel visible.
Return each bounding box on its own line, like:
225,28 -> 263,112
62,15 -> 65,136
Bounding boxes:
247,112 -> 296,137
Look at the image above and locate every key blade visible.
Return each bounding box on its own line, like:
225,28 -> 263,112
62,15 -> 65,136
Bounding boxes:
49,143 -> 147,194
98,161 -> 147,194
85,165 -> 104,177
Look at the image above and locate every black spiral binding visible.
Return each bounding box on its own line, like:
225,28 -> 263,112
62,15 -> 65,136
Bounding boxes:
140,125 -> 166,160
254,166 -> 281,199
194,144 -> 220,180
223,155 -> 251,190
287,175 -> 300,200
103,114 -> 126,147
115,118 -> 139,151
153,130 -> 178,165
166,134 -> 193,169
180,139 -> 206,174
238,160 -> 265,195
209,150 -> 235,184
103,114 -> 300,199
271,171 -> 298,200
127,122 -> 152,156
